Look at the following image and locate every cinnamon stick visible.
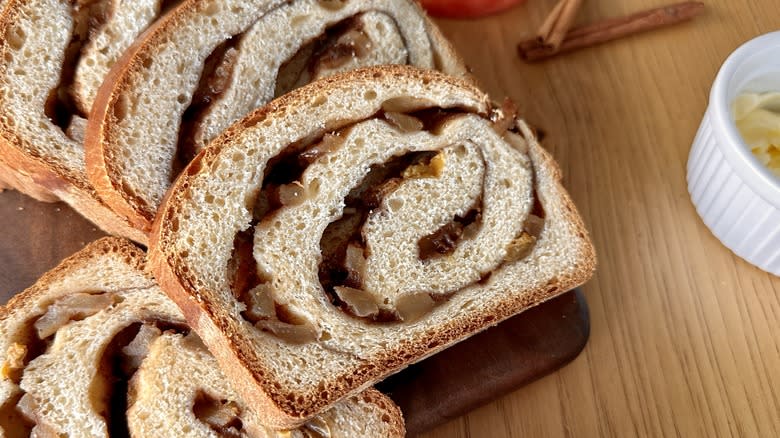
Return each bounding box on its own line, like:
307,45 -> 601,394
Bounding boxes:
545,0 -> 584,51
536,0 -> 568,44
519,1 -> 705,62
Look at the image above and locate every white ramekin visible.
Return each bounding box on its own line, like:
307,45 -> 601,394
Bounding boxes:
687,31 -> 780,276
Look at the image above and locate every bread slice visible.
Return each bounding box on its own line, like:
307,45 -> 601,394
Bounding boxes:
0,0 -> 183,243
148,65 -> 596,428
129,332 -> 403,437
0,237 -> 404,437
85,0 -> 469,235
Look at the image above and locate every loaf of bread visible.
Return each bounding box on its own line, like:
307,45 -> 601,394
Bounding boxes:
149,65 -> 596,428
0,237 -> 404,437
85,0 -> 468,235
0,0 -> 181,243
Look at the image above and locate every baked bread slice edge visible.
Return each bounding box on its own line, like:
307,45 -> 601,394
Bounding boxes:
85,0 -> 472,235
0,236 -> 406,436
148,65 -> 595,427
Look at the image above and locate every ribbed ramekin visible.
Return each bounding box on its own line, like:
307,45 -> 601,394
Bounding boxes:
687,31 -> 780,276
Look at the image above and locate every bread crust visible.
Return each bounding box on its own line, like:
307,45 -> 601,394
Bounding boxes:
0,0 -> 150,244
0,153 -> 60,203
0,237 -> 148,321
1,236 -> 406,436
86,0 -> 472,235
85,0 -> 214,233
148,65 -> 595,428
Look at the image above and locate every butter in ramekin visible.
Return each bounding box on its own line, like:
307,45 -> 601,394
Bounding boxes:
732,92 -> 780,178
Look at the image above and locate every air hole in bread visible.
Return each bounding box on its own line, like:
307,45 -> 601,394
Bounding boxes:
5,25 -> 25,50
318,0 -> 350,11
203,2 -> 221,16
192,390 -> 245,436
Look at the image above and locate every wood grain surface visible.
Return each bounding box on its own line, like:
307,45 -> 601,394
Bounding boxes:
421,1 -> 780,437
383,290 -> 589,435
0,1 -> 778,437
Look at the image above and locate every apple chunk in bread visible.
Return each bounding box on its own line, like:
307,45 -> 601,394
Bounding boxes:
149,66 -> 596,428
0,237 -> 404,437
85,0 -> 470,236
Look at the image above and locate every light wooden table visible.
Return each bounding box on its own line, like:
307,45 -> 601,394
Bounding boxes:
423,1 -> 780,437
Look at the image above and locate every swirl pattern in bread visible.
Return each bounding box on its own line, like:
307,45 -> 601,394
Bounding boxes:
0,0 -> 184,243
149,66 -> 596,428
85,0 -> 468,235
0,237 -> 404,437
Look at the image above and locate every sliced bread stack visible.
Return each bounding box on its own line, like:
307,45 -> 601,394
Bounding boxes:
0,237 -> 404,437
0,0 -> 467,244
0,0 -> 596,434
148,65 -> 596,427
86,0 -> 468,236
0,0 -> 180,243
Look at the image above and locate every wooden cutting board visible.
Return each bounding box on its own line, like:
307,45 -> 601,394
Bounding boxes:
0,189 -> 590,436
381,289 -> 588,435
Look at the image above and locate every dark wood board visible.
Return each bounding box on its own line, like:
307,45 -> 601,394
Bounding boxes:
380,289 -> 588,436
0,189 -> 590,436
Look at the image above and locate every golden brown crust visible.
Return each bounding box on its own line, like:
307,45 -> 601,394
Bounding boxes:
85,0 -> 209,234
0,117 -> 148,244
358,388 -> 406,437
148,65 -> 594,427
0,154 -> 59,203
86,0 -> 473,235
0,1 -> 92,195
0,237 -> 147,321
0,0 -> 150,244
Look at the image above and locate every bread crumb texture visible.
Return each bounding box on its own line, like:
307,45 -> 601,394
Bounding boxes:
150,65 -> 595,424
0,237 -> 404,436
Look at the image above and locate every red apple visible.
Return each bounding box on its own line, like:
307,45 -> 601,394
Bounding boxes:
420,0 -> 526,18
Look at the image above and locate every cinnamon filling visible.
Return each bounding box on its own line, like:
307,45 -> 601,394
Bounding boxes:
396,107 -> 466,132
275,13 -> 388,98
0,316 -> 49,438
43,0 -> 180,138
231,108 -> 540,327
318,151 -> 439,322
173,34 -> 242,176
277,417 -> 333,438
0,392 -> 34,438
91,320 -> 188,437
418,205 -> 482,261
0,292 -> 188,435
91,323 -> 144,437
0,292 -> 118,387
0,292 -> 119,434
232,228 -> 319,344
229,229 -> 262,301
45,0 -> 113,133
